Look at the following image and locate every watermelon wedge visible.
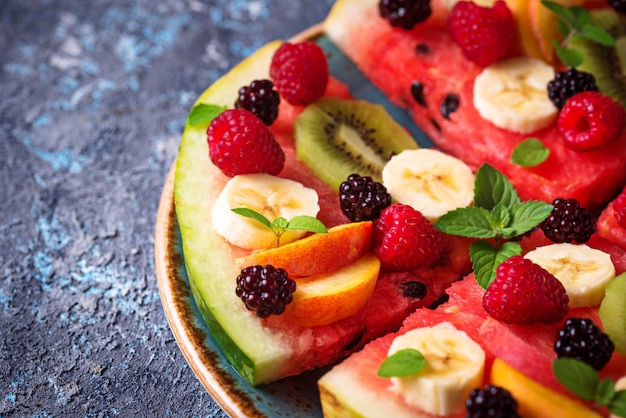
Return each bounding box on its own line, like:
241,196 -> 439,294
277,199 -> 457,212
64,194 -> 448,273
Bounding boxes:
323,0 -> 626,211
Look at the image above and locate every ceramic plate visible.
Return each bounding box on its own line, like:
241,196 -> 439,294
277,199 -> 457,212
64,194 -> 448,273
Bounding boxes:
154,25 -> 434,418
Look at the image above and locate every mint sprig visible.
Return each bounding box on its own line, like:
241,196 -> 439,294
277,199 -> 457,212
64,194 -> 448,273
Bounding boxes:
542,0 -> 614,67
232,207 -> 327,247
511,138 -> 550,167
553,358 -> 626,417
188,103 -> 227,126
378,348 -> 427,378
435,164 -> 553,289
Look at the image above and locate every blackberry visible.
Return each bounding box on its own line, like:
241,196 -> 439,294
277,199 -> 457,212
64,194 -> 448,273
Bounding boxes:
466,384 -> 521,418
547,68 -> 599,110
540,198 -> 596,244
378,0 -> 432,30
235,265 -> 296,318
608,0 -> 626,13
555,317 -> 614,370
234,79 -> 280,126
339,173 -> 392,222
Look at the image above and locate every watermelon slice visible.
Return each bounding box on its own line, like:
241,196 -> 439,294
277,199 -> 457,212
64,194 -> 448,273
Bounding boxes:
598,199 -> 626,251
323,0 -> 626,211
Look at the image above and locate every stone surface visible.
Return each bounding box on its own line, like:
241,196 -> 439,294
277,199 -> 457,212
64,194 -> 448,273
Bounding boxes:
0,0 -> 333,416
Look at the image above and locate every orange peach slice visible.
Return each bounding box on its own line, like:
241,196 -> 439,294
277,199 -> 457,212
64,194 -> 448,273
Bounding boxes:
285,253 -> 380,327
529,0 -> 584,63
504,0 -> 545,60
490,358 -> 602,418
235,221 -> 372,277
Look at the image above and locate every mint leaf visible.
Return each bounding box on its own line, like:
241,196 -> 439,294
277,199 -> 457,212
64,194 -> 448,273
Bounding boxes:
609,390 -> 626,417
470,240 -> 521,289
188,103 -> 226,126
474,164 -> 520,211
571,6 -> 592,29
232,207 -> 272,228
553,358 -> 599,401
285,215 -> 328,233
596,378 -> 616,406
490,203 -> 512,232
509,200 -> 553,237
435,207 -> 495,239
378,349 -> 427,378
272,217 -> 289,230
542,0 -> 575,23
554,41 -> 584,68
581,24 -> 615,47
511,138 -> 550,167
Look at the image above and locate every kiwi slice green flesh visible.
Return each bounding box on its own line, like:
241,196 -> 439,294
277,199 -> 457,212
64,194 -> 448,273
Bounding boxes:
294,97 -> 418,190
598,272 -> 626,355
572,9 -> 626,107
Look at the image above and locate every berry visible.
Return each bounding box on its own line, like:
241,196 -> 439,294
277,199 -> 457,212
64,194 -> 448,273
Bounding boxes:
234,79 -> 280,126
466,384 -> 521,418
235,265 -> 296,318
557,91 -> 626,151
540,198 -> 596,244
554,317 -> 614,370
547,68 -> 599,110
608,0 -> 626,13
613,186 -> 626,229
339,173 -> 392,222
269,41 -> 329,106
448,0 -> 515,67
207,108 -> 285,177
378,0 -> 432,30
483,256 -> 569,324
371,203 -> 444,270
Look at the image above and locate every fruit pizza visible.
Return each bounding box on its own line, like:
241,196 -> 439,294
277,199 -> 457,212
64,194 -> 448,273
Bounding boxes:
171,0 -> 626,416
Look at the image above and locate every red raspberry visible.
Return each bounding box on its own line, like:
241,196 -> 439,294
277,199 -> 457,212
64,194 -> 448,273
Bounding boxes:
448,0 -> 515,67
557,91 -> 625,151
613,186 -> 626,229
483,256 -> 569,324
269,41 -> 329,106
371,203 -> 444,270
207,108 -> 285,177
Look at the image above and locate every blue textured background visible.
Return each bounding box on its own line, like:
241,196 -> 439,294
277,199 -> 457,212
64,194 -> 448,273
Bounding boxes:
0,1 -> 334,416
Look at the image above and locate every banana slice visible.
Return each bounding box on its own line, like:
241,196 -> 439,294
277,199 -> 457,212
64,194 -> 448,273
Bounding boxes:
473,56 -> 558,134
382,149 -> 474,222
387,322 -> 485,416
524,243 -> 616,308
210,173 -> 320,250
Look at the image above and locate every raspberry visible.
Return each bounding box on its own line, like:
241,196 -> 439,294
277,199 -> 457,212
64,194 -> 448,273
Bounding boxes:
554,317 -> 614,371
371,203 -> 444,270
207,108 -> 285,177
466,384 -> 520,418
540,198 -> 596,244
608,0 -> 626,13
378,0 -> 432,30
234,79 -> 280,126
448,0 -> 515,67
339,173 -> 392,222
613,186 -> 626,229
269,41 -> 329,106
235,265 -> 296,318
547,68 -> 599,110
557,91 -> 626,151
483,256 -> 569,324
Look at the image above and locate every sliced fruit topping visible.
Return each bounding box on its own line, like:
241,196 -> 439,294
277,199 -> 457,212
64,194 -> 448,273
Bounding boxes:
382,148 -> 474,222
554,317 -> 614,371
384,322 -> 486,416
483,255 -> 569,324
269,41 -> 329,106
448,0 -> 516,67
294,97 -> 418,190
210,173 -> 320,250
284,253 -> 380,327
614,186 -> 626,229
235,221 -> 373,277
547,68 -> 599,110
339,173 -> 391,222
599,272 -> 626,355
234,79 -> 280,126
473,56 -> 558,133
236,265 -> 296,318
207,108 -> 285,176
378,0 -> 432,30
524,243 -> 615,308
540,197 -> 596,244
465,384 -> 521,418
557,91 -> 626,151
372,203 -> 444,270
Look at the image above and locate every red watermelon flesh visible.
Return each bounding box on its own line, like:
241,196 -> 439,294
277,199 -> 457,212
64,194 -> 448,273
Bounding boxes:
597,200 -> 626,252
323,0 -> 626,211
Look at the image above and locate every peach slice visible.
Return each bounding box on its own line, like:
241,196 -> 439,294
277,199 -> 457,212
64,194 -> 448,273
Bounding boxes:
235,221 -> 372,277
284,253 -> 380,327
529,0 -> 584,63
504,0 -> 545,60
490,358 -> 602,418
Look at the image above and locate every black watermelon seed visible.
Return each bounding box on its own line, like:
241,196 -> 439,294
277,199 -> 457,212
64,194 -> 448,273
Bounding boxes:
411,81 -> 427,107
441,93 -> 460,120
431,118 -> 441,132
428,293 -> 449,309
344,327 -> 367,351
415,43 -> 430,54
400,281 -> 428,299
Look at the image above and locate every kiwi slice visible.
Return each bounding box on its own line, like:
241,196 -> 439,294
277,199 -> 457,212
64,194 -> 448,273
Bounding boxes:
294,97 -> 418,190
572,9 -> 626,106
598,272 -> 626,355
